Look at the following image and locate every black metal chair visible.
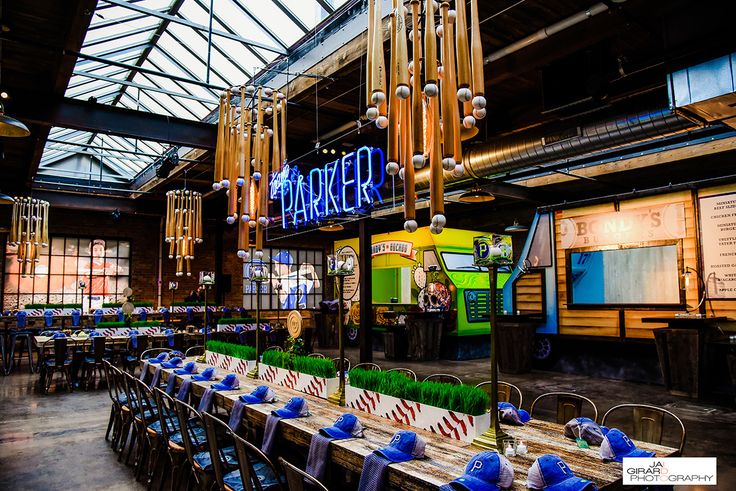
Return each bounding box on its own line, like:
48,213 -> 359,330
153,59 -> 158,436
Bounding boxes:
123,334 -> 150,374
601,403 -> 686,456
530,392 -> 599,424
279,457 -> 328,491
185,345 -> 205,357
202,412 -> 241,491
81,335 -> 108,390
102,360 -> 126,444
152,388 -> 193,491
42,337 -> 73,394
8,328 -> 35,374
386,367 -> 417,381
131,377 -> 161,482
231,430 -> 284,491
423,373 -> 462,385
352,362 -> 381,371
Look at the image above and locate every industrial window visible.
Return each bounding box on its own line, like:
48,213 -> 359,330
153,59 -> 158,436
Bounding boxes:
3,237 -> 131,311
242,247 -> 323,311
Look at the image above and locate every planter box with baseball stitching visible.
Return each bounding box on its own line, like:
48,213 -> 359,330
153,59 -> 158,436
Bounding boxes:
345,385 -> 490,443
205,351 -> 257,376
102,307 -> 153,316
258,364 -> 339,400
22,308 -> 80,317
216,323 -> 271,333
171,305 -> 205,313
93,327 -> 160,336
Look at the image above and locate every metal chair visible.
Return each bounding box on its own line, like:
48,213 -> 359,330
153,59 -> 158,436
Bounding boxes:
231,431 -> 284,491
123,334 -> 150,374
332,357 -> 351,373
173,398 -> 211,489
353,362 -> 381,371
423,373 -> 462,385
202,412 -> 240,491
8,329 -> 35,374
81,335 -> 108,390
529,392 -> 598,424
386,367 -> 417,381
264,346 -> 283,352
601,403 -> 686,456
152,388 -> 189,491
42,337 -> 73,394
279,457 -> 328,491
102,360 -> 124,443
185,345 -> 205,357
307,353 -> 325,358
475,381 -> 524,410
131,377 -> 161,482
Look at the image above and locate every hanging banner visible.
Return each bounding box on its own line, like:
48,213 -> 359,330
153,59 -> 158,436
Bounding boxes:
559,203 -> 686,249
699,192 -> 736,299
371,240 -> 417,260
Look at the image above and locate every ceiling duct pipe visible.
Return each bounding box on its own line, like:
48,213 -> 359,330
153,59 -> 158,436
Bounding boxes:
414,108 -> 696,190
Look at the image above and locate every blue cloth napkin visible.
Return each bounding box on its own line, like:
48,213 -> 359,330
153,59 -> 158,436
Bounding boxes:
161,308 -> 170,323
130,333 -> 138,349
198,387 -> 216,413
117,309 -> 125,322
16,311 -> 27,328
44,310 -> 53,327
167,333 -> 175,347
229,399 -> 247,432
94,309 -> 103,325
139,310 -> 147,321
177,379 -> 193,402
71,310 -> 81,327
306,434 -> 333,482
357,453 -> 392,491
186,307 -> 194,322
149,365 -> 162,388
261,415 -> 281,456
165,374 -> 178,396
139,361 -> 150,382
437,485 -> 455,491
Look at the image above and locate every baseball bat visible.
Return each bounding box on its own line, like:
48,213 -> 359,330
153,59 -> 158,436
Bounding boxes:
470,0 -> 485,111
447,13 -> 462,163
403,97 -> 416,224
371,0 -> 387,117
455,0 -> 472,101
280,94 -> 287,168
440,2 -> 455,162
424,0 -> 438,94
394,2 -> 410,99
411,0 -> 424,165
387,7 -> 399,167
367,0 -> 375,106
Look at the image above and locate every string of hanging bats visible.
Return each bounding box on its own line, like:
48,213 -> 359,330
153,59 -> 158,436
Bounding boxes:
366,0 -> 486,234
10,197 -> 50,278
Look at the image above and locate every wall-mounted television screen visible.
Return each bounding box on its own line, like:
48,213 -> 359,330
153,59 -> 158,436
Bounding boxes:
569,244 -> 681,306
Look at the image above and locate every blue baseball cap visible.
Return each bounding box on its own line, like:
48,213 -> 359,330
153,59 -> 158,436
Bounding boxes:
164,328 -> 174,335
240,385 -> 276,404
51,331 -> 67,339
212,373 -> 241,391
161,357 -> 183,369
174,361 -> 198,375
375,430 -> 426,463
273,397 -> 309,419
600,429 -> 654,462
527,454 -> 596,491
319,413 -> 364,440
564,418 -> 608,446
148,352 -> 169,364
128,329 -> 139,336
448,451 -> 515,491
192,367 -> 216,381
272,250 -> 293,265
498,402 -> 531,425
88,331 -> 102,338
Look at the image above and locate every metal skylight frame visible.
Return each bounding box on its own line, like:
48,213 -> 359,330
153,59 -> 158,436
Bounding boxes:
39,0 -> 349,184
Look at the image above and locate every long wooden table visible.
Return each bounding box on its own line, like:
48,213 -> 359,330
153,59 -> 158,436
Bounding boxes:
145,360 -> 676,490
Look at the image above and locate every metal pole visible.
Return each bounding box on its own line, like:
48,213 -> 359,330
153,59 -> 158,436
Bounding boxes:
248,281 -> 261,378
206,0 -> 214,84
329,275 -> 346,406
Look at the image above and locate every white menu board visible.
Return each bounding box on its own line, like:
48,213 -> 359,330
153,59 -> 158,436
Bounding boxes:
699,192 -> 736,299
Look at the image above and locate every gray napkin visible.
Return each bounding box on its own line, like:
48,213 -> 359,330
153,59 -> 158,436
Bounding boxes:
357,453 -> 392,491
261,414 -> 281,456
305,433 -> 332,482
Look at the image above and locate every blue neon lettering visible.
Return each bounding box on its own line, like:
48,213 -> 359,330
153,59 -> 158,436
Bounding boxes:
308,167 -> 323,221
293,174 -> 307,226
281,178 -> 293,224
323,160 -> 339,216
341,154 -> 356,213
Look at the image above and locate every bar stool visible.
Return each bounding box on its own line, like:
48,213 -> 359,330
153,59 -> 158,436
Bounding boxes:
8,329 -> 35,374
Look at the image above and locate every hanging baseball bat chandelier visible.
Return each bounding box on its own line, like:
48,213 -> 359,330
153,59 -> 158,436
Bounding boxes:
165,189 -> 203,276
10,197 -> 49,278
212,84 -> 286,262
365,0 -> 486,234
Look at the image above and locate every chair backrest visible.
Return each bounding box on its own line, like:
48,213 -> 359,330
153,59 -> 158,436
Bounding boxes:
53,337 -> 69,366
120,371 -> 142,415
475,381 -> 524,410
231,431 -> 283,491
530,392 -> 598,424
601,403 -> 686,455
353,362 -> 381,372
386,367 -> 417,381
107,363 -> 127,405
307,353 -> 326,358
332,357 -> 351,373
173,398 -> 206,466
140,347 -> 170,360
185,345 -> 205,357
91,335 -> 107,361
133,377 -> 158,422
127,335 -> 150,356
173,332 -> 186,351
423,373 -> 462,385
101,359 -> 117,403
265,346 -> 283,352
153,388 -> 182,443
202,412 -> 235,489
278,457 -> 328,491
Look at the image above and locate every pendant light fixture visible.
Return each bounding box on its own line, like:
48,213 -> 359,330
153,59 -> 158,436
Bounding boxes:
10,197 -> 49,277
505,220 -> 529,233
458,185 -> 495,203
165,189 -> 203,277
0,102 -> 30,137
318,220 -> 345,232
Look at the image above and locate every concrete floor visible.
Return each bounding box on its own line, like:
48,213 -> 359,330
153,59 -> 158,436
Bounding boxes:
1,351 -> 734,490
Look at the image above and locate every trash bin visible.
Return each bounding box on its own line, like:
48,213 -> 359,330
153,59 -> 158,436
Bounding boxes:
496,315 -> 537,374
384,325 -> 408,361
406,312 -> 444,361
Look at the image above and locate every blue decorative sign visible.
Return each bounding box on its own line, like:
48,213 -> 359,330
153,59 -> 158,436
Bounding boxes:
277,146 -> 385,229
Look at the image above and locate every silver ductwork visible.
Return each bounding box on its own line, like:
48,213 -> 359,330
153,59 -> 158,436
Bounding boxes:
414,109 -> 696,190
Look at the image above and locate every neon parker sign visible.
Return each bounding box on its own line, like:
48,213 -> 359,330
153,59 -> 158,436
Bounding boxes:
276,146 -> 385,229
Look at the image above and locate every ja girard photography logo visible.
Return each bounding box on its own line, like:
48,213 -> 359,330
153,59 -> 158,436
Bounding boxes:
623,457 -> 717,485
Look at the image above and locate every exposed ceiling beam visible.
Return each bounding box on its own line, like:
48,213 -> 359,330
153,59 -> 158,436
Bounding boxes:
102,0 -> 287,55
16,95 -> 217,149
71,70 -> 217,104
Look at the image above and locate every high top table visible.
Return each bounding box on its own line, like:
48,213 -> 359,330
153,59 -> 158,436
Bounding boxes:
145,360 -> 676,490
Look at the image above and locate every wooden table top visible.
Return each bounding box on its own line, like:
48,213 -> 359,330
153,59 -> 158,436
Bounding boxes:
146,360 -> 676,490
34,333 -> 196,346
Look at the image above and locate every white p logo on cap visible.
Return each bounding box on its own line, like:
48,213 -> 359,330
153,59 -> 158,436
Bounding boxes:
470,460 -> 484,472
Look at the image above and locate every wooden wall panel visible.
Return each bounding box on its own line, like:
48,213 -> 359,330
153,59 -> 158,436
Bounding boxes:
515,271 -> 543,314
